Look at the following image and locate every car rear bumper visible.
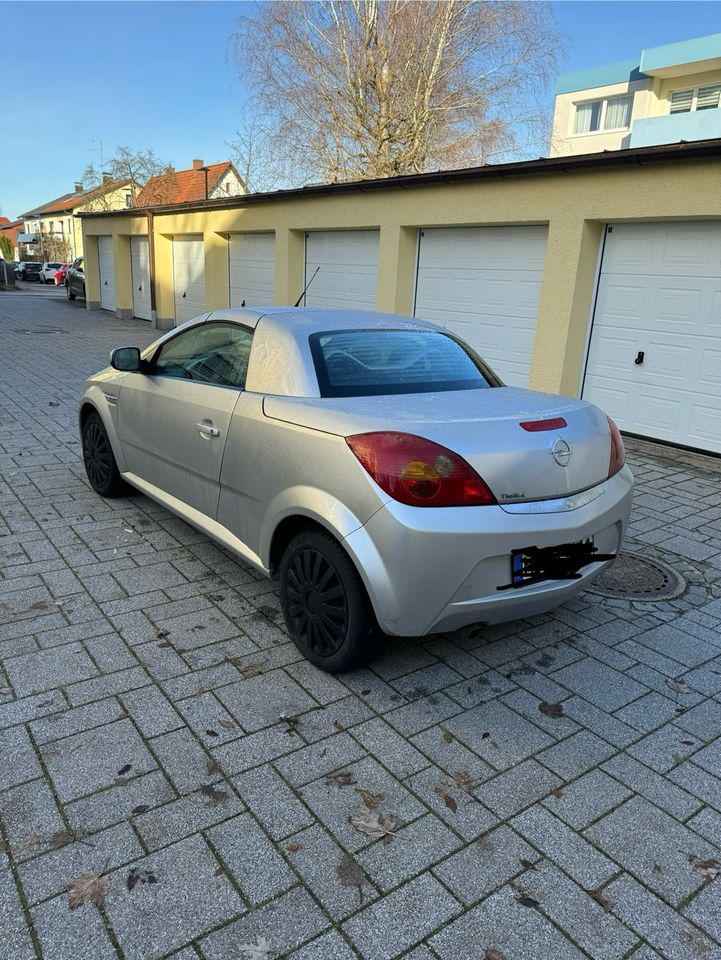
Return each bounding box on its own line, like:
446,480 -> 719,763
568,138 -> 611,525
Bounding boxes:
342,466 -> 633,636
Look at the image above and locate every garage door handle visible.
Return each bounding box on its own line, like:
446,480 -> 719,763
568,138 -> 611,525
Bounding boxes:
182,292 -> 186,298
195,421 -> 220,438
635,351 -> 645,366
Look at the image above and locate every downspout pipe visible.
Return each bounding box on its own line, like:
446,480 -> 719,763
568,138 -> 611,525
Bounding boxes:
146,211 -> 158,328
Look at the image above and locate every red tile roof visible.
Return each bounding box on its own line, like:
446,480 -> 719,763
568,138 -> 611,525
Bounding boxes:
0,217 -> 9,226
135,162 -> 240,206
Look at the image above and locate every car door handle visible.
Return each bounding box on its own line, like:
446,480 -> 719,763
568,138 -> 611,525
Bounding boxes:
195,421 -> 220,438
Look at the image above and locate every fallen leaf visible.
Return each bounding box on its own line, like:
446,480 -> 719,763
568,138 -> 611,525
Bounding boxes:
286,841 -> 301,853
239,661 -> 265,679
218,719 -> 236,730
591,890 -> 613,912
206,758 -> 221,776
48,829 -> 78,850
519,858 -> 536,871
539,701 -> 565,718
434,787 -> 458,813
337,852 -> 368,904
280,715 -> 300,735
666,677 -> 693,694
442,729 -> 455,744
349,806 -> 403,840
680,740 -> 696,747
205,729 -> 219,738
356,789 -> 384,810
360,688 -> 371,695
131,805 -> 150,816
67,873 -> 108,909
481,731 -> 491,740
652,863 -> 664,874
484,950 -> 508,960
691,855 -> 720,883
326,770 -> 357,788
449,770 -> 474,793
208,593 -> 225,601
199,784 -> 229,805
48,400 -> 60,407
117,763 -> 132,776
238,938 -> 271,960
16,834 -> 43,858
549,787 -> 563,799
126,867 -> 158,891
333,720 -> 344,732
515,894 -> 541,910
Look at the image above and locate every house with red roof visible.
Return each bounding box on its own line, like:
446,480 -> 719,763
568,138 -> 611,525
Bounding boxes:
135,159 -> 246,207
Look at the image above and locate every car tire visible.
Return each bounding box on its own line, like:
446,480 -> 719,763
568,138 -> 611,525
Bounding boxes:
279,530 -> 378,673
81,283 -> 86,300
67,282 -> 75,301
81,411 -> 127,498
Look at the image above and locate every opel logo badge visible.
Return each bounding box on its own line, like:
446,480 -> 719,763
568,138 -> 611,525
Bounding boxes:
551,438 -> 572,467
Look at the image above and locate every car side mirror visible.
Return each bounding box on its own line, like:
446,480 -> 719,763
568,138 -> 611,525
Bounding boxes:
110,346 -> 141,372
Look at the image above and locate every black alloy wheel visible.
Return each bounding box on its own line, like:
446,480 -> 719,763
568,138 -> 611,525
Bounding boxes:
279,531 -> 377,672
81,412 -> 126,497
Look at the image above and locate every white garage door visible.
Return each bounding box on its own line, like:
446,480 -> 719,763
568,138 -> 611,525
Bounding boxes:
172,237 -> 205,324
414,226 -> 548,387
229,233 -> 275,307
97,236 -> 116,313
304,230 -> 379,309
582,222 -> 721,454
131,237 -> 152,321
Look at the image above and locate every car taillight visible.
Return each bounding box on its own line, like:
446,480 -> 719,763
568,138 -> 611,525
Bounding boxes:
346,432 -> 496,507
607,416 -> 625,477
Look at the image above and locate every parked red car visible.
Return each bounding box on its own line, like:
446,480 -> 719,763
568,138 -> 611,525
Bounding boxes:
54,263 -> 71,285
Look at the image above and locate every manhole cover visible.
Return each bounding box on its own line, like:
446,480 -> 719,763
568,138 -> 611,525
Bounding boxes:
16,328 -> 66,335
588,552 -> 686,601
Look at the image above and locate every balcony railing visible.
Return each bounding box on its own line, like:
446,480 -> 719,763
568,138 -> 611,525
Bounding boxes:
629,109 -> 721,147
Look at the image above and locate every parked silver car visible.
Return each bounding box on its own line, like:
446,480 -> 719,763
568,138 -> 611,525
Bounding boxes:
79,308 -> 633,671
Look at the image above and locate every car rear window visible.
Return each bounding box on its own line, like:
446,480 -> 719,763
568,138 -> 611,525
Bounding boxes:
309,329 -> 499,397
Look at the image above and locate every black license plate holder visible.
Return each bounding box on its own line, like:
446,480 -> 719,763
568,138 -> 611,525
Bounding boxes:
499,538 -> 614,591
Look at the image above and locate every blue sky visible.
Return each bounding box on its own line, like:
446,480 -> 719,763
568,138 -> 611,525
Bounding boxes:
2,1 -> 720,220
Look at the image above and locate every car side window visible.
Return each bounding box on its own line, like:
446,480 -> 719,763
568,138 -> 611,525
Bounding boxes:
151,322 -> 253,389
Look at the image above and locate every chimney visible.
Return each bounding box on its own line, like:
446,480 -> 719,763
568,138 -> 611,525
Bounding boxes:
192,159 -> 204,171
102,174 -> 112,185
74,182 -> 83,193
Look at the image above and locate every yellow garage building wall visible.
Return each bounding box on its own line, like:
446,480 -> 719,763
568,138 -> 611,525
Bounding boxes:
80,149 -> 721,399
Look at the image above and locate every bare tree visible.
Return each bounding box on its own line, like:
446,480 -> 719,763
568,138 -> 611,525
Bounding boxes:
227,109 -> 297,194
232,0 -> 562,183
80,146 -> 171,207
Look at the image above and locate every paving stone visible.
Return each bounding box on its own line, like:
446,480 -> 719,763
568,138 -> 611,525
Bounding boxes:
430,884 -> 586,960
216,670 -> 319,733
537,730 -> 616,780
627,724 -> 703,773
293,696 -> 374,743
66,769 -> 178,833
542,768 -> 631,829
343,873 -> 461,960
512,805 -> 616,888
603,753 -> 702,819
0,688 -> 66,730
175,692 -> 244,746
19,821 -> 143,905
351,716 -> 429,777
444,670 -> 516,710
234,764 -> 316,840
500,688 -> 581,739
150,727 -> 217,795
207,813 -> 296,906
615,691 -> 683,733
212,725 -> 301,775
668,761 -> 721,812
443,701 -> 553,771
43,717 -> 156,802
112,561 -> 189,596
390,662 -> 464,700
119,684 -> 183,738
104,834 -> 245,960
357,812 -> 461,893
635,625 -> 718,668
406,765 -> 498,842
0,777 -> 65,860
0,724 -> 42,791
3,641 -> 98,696
274,732 -> 367,787
687,806 -> 721,847
30,697 -> 126,744
384,691 -> 463,736
675,698 -> 721,741
410,724 -> 494,783
0,855 -> 37,960
433,824 -> 540,905
475,760 -> 562,819
550,658 -> 647,711
201,887 -> 328,960
133,788 -> 244,852
683,877 -> 721,942
518,861 -> 639,960
288,930 -> 358,959
300,756 -> 426,853
603,874 -> 718,960
65,665 -> 150,706
586,796 -> 720,907
31,891 -> 118,960
690,737 -> 721,778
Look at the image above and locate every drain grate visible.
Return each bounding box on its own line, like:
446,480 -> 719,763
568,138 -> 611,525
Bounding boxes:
588,552 -> 686,601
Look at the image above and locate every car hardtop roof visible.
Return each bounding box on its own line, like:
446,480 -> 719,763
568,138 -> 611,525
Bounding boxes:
206,306 -> 441,334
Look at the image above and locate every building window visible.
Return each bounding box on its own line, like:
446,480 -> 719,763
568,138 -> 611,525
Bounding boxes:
670,84 -> 721,114
573,95 -> 633,134
125,193 -> 132,208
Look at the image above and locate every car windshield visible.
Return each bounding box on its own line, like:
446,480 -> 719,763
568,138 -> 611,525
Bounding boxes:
309,329 -> 498,397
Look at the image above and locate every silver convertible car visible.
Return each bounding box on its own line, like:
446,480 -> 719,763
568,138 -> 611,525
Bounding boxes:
79,307 -> 633,671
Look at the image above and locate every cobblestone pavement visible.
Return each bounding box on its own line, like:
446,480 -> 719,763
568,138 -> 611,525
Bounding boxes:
2,291 -> 721,960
